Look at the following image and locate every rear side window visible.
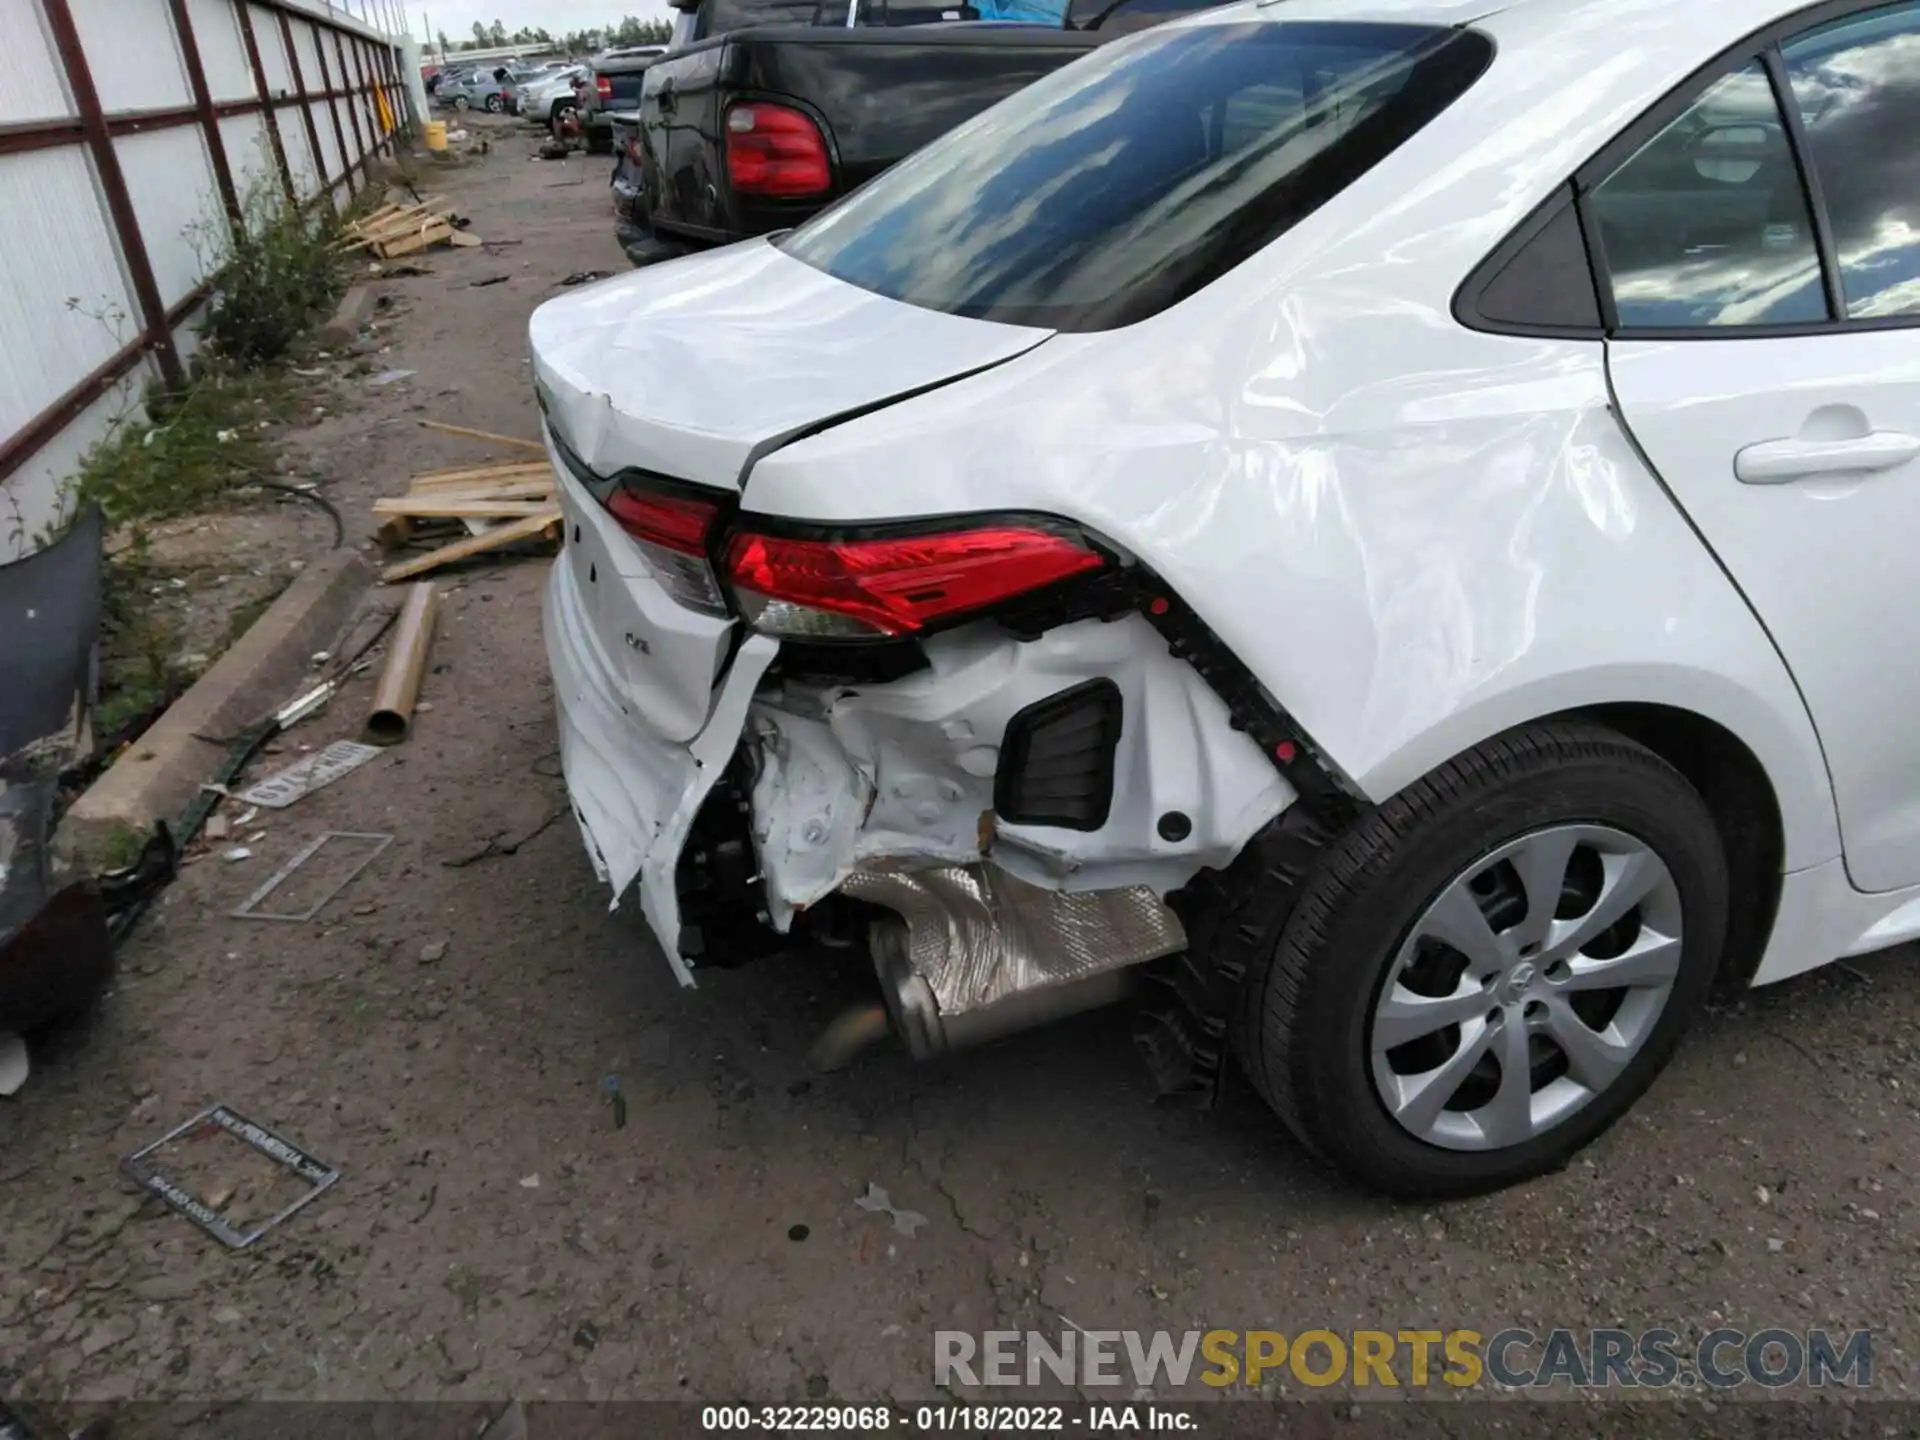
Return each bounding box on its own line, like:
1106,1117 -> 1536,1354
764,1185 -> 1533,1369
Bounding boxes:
1588,62 -> 1827,329
699,0 -> 824,35
781,21 -> 1493,330
1782,2 -> 1920,319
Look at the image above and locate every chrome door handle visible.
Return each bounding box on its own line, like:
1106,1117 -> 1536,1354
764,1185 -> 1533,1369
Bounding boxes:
1735,431 -> 1920,484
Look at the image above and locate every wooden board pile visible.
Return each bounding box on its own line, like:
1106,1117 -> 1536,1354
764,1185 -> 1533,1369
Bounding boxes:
340,200 -> 483,259
374,423 -> 560,583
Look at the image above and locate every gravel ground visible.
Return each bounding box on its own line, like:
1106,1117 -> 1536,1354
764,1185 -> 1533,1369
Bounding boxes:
5,118 -> 1920,1434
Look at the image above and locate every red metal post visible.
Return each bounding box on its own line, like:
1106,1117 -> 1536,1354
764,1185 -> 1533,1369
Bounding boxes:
167,0 -> 242,224
235,1 -> 296,204
39,0 -> 186,391
276,10 -> 331,208
333,28 -> 369,164
311,28 -> 356,198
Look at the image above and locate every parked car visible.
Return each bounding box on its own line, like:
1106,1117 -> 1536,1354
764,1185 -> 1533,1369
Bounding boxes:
438,67 -> 512,112
621,0 -> 1215,265
532,0 -> 1920,1197
516,64 -> 588,126
579,46 -> 667,154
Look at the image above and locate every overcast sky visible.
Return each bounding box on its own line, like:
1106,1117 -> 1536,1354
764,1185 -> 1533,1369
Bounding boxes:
398,1 -> 673,42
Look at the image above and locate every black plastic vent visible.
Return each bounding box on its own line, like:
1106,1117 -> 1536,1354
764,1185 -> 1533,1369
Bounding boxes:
994,679 -> 1122,831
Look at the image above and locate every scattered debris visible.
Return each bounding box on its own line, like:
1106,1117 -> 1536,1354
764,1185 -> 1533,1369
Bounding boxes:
419,939 -> 448,964
338,200 -> 482,259
788,1223 -> 809,1242
222,847 -> 254,863
365,584 -> 440,744
417,420 -> 545,451
230,832 -> 394,923
603,1073 -> 626,1129
369,368 -> 417,387
442,806 -> 566,868
853,1181 -> 928,1237
0,1032 -> 26,1097
476,1402 -> 528,1440
235,740 -> 383,809
469,275 -> 511,288
559,270 -> 610,287
537,140 -> 571,161
519,1173 -> 540,1189
122,1103 -> 339,1250
205,815 -> 231,840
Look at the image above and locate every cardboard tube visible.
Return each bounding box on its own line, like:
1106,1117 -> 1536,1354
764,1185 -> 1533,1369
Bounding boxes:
364,583 -> 438,745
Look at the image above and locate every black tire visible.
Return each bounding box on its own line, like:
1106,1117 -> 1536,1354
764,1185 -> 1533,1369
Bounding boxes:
1224,720 -> 1729,1199
451,96 -> 469,112
484,94 -> 503,114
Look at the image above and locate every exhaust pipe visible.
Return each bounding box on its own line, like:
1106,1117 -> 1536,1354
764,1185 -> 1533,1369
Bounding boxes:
807,862 -> 1184,1069
870,918 -> 1137,1060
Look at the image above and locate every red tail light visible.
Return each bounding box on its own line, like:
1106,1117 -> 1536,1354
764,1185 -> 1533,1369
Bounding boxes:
724,102 -> 830,197
604,482 -> 727,615
595,74 -> 612,100
723,524 -> 1104,640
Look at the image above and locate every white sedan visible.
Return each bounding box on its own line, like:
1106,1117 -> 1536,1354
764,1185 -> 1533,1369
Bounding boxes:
529,0 -> 1920,1196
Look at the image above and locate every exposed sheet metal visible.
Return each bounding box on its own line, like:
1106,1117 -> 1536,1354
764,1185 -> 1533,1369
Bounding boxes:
745,615 -> 1292,930
840,860 -> 1185,1016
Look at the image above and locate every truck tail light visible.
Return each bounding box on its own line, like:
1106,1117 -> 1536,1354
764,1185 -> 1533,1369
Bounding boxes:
603,480 -> 727,615
724,102 -> 830,197
595,74 -> 612,100
722,523 -> 1104,640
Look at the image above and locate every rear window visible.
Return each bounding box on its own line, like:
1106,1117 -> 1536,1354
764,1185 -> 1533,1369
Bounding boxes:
698,0 -> 823,36
781,21 -> 1492,330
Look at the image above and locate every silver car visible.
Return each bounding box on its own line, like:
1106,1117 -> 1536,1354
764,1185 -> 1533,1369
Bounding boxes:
437,66 -> 511,113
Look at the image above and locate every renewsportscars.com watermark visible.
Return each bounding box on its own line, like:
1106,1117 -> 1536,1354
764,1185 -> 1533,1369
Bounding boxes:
935,1328 -> 1874,1392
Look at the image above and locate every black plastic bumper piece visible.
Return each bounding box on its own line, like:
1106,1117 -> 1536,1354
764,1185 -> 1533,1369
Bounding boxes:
994,679 -> 1122,831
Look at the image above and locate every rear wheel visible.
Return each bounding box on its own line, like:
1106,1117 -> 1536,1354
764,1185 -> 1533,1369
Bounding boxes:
1228,721 -> 1729,1198
451,96 -> 469,111
484,93 -> 503,114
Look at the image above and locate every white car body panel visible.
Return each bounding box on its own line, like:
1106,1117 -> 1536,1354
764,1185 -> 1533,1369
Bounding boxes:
1610,335 -> 1920,893
530,0 -> 1920,1002
529,240 -> 1052,492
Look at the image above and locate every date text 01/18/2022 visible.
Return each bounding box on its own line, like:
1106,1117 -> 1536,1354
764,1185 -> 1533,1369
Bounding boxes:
699,1406 -> 1197,1431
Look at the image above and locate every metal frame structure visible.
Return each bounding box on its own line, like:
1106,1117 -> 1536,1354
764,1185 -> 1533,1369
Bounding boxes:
0,0 -> 410,511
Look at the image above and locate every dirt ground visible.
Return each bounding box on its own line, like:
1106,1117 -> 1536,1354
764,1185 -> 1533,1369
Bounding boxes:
6,114 -> 1920,1427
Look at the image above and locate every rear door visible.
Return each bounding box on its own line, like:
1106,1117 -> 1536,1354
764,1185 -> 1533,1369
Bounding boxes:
1602,4 -> 1920,892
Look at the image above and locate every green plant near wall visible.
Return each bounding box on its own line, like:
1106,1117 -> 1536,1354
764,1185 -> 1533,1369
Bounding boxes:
197,179 -> 352,367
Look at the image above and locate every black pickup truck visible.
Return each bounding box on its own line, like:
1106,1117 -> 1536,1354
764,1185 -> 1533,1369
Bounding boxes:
624,0 -> 1212,264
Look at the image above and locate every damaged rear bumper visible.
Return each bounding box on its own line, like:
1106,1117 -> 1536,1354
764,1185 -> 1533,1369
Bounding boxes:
544,553 -> 775,984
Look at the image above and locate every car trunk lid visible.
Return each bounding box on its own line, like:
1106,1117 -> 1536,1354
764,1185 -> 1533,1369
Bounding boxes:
528,237 -> 1053,492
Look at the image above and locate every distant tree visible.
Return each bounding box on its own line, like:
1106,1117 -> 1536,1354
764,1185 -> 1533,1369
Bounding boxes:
488,19 -> 508,45
470,20 -> 487,44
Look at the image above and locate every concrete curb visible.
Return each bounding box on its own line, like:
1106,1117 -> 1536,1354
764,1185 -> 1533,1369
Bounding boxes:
58,548 -> 371,867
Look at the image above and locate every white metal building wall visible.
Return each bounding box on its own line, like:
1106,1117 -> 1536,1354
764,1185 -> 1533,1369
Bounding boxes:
0,0 -> 409,560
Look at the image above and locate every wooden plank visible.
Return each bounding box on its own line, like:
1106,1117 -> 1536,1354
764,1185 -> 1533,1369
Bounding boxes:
448,231 -> 483,248
372,218 -> 453,259
373,497 -> 555,519
380,510 -> 562,583
417,421 -> 545,453
406,460 -> 552,487
396,480 -> 556,503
